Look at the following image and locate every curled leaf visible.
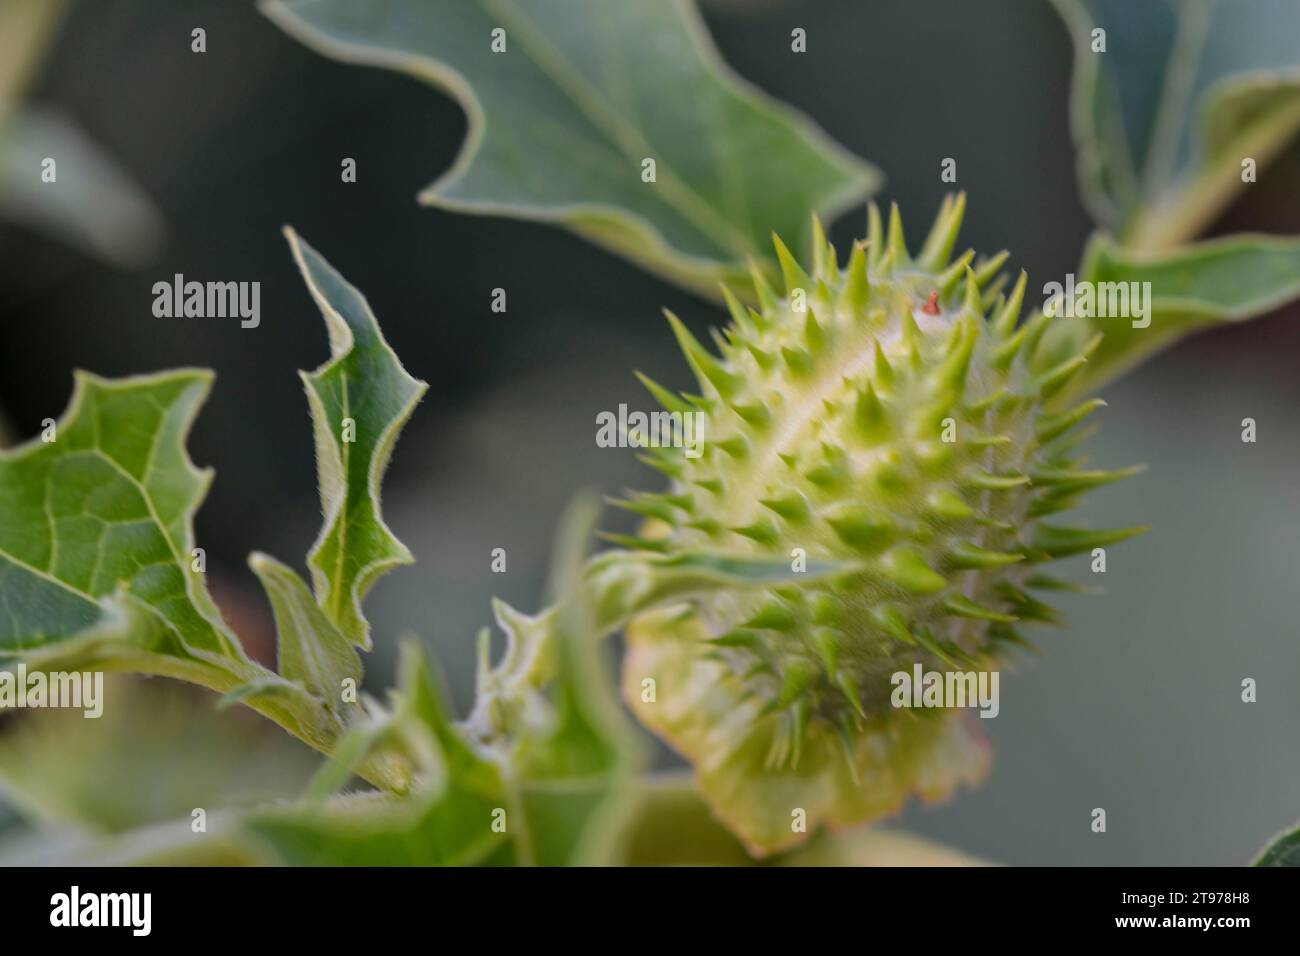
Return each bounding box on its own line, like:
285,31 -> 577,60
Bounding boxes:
285,228 -> 428,650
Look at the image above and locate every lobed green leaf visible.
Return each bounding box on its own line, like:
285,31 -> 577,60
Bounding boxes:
0,369 -> 238,665
262,0 -> 879,299
285,228 -> 428,651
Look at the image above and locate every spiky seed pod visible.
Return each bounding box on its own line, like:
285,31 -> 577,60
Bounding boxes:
620,195 -> 1145,856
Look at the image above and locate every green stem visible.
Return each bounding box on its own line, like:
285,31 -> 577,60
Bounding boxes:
95,652 -> 414,794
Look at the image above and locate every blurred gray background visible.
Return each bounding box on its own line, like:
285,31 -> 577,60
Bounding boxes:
2,0 -> 1299,865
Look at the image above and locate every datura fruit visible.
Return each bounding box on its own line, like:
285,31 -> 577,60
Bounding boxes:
617,195 -> 1145,855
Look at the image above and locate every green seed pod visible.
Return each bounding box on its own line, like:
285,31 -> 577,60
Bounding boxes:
620,195 -> 1145,856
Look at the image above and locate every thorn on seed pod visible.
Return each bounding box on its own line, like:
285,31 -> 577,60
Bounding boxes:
618,196 -> 1146,857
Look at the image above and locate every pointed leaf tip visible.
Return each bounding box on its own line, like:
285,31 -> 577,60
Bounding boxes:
289,234 -> 428,649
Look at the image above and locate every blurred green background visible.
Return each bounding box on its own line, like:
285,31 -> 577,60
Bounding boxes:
2,0 -> 1299,865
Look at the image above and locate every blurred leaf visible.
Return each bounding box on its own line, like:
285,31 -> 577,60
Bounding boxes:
613,773 -> 987,866
1049,0 -> 1300,247
0,678 -> 316,835
236,642 -> 499,864
0,3 -> 161,264
1255,825 -> 1300,866
0,0 -> 67,114
3,766 -> 988,866
0,108 -> 162,266
509,494 -> 645,864
0,812 -> 268,866
1036,231 -> 1300,401
262,0 -> 878,298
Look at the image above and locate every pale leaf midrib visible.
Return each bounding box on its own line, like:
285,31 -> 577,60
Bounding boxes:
478,0 -> 758,258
